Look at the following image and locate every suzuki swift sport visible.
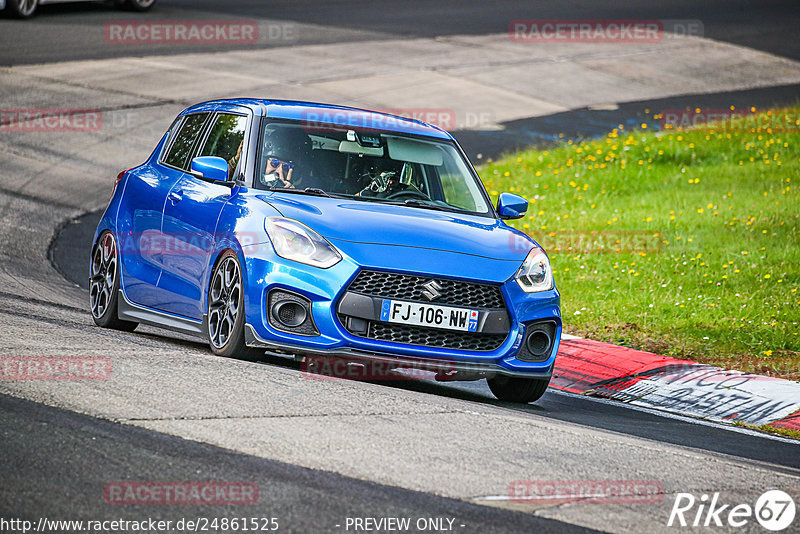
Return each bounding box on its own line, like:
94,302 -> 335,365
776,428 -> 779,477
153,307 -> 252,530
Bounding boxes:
90,99 -> 561,403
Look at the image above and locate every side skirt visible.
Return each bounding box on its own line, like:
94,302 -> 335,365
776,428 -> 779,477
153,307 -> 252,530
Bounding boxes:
117,290 -> 205,337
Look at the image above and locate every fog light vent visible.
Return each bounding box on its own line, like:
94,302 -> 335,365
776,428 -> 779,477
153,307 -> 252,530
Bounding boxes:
526,330 -> 551,356
274,301 -> 306,327
268,290 -> 318,336
516,321 -> 557,362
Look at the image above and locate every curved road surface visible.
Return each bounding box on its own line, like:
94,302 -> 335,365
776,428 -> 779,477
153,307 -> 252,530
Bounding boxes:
1,0 -> 799,64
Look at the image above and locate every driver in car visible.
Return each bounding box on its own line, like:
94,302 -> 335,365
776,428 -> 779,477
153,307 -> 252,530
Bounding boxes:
261,126 -> 314,189
263,157 -> 295,188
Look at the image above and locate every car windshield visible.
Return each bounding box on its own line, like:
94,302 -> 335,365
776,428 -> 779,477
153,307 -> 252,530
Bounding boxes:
255,120 -> 492,216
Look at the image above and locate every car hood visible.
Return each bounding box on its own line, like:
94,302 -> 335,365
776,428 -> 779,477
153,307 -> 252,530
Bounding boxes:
257,193 -> 535,261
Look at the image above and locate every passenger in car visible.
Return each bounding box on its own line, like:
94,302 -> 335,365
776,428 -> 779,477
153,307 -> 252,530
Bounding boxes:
227,140 -> 243,180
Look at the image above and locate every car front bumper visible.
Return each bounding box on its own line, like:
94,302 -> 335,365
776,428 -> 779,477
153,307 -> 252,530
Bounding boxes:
241,243 -> 561,379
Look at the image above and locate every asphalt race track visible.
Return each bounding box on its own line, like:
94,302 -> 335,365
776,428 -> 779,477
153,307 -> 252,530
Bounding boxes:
1,0 -> 799,64
1,394 -> 595,533
1,1 -> 799,533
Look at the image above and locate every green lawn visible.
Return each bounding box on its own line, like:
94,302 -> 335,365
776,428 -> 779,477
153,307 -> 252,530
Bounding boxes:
478,107 -> 800,379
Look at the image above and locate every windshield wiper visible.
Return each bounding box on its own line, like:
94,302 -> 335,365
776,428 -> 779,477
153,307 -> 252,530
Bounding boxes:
304,187 -> 333,197
402,199 -> 470,214
268,187 -> 336,198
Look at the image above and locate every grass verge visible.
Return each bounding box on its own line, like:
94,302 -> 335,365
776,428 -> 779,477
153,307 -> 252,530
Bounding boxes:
733,420 -> 800,440
479,107 -> 799,379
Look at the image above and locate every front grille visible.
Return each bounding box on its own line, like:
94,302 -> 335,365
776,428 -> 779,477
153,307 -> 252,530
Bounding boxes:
368,322 -> 507,352
348,270 -> 505,308
339,270 -> 509,351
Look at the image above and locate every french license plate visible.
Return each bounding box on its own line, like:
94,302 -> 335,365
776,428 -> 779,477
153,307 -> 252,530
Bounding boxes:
380,299 -> 479,332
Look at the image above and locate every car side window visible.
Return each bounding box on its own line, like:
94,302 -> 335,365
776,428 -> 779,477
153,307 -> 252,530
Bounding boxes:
198,113 -> 248,178
162,113 -> 210,171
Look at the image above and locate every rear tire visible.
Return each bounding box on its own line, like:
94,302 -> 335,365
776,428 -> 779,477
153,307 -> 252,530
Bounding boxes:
89,231 -> 138,332
487,375 -> 550,403
6,0 -> 38,18
207,251 -> 261,361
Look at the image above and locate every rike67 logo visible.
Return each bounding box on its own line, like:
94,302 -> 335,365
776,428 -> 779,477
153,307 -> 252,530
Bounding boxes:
668,490 -> 795,531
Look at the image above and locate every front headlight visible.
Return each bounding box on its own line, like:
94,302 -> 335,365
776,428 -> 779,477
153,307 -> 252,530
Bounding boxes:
515,247 -> 553,292
264,217 -> 342,269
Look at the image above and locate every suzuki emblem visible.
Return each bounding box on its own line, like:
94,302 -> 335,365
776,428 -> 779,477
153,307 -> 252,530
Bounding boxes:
421,280 -> 443,301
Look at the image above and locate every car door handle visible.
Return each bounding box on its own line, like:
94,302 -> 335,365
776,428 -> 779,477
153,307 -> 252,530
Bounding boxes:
168,190 -> 183,203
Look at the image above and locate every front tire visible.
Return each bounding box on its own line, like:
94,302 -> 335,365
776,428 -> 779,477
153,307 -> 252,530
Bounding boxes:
6,0 -> 38,18
487,375 -> 550,403
90,231 -> 138,332
207,251 -> 259,360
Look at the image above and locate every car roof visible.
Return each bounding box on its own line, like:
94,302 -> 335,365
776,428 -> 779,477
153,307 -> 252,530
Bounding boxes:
180,98 -> 453,141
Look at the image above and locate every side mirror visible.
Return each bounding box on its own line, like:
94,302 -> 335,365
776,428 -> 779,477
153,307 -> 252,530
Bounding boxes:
190,156 -> 231,184
496,192 -> 528,220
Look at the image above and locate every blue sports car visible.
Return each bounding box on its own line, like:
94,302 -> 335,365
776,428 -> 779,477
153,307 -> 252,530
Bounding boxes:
90,99 -> 561,402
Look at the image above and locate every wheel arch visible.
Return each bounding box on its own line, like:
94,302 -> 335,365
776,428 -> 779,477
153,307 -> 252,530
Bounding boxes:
203,240 -> 248,313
